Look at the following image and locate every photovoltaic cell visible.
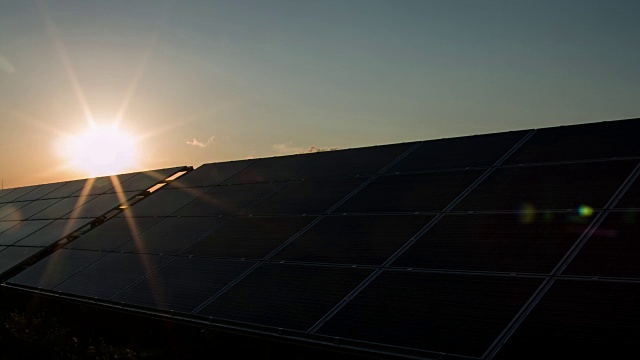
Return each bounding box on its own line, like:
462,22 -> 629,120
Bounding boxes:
114,257 -> 255,313
495,279 -> 640,359
183,216 -> 315,260
222,152 -> 326,185
0,246 -> 41,274
615,176 -> 640,209
116,217 -> 228,255
167,160 -> 255,188
41,179 -> 89,199
385,131 -> 527,174
197,263 -> 372,331
53,252 -> 170,300
13,182 -> 65,201
317,271 -> 542,358
393,213 -> 592,274
562,211 -> 640,278
2,199 -> 61,221
14,218 -> 92,247
0,221 -> 19,235
0,202 -> 30,220
116,167 -> 184,193
7,248 -> 104,289
337,170 -> 484,214
0,188 -> 16,202
70,192 -> 137,218
0,186 -> 38,203
454,160 -> 638,211
29,196 -> 96,219
0,220 -> 53,245
69,173 -> 137,196
273,215 -> 433,266
174,183 -> 281,216
294,143 -> 415,180
122,187 -> 210,217
66,217 -> 163,252
505,118 -> 640,165
247,178 -> 365,215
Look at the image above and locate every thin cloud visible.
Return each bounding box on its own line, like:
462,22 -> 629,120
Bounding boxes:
273,143 -> 340,155
186,135 -> 214,148
0,54 -> 15,73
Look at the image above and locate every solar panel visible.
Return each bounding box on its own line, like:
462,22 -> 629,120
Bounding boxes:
116,217 -> 229,255
53,252 -> 170,300
494,279 -> 640,359
273,214 -> 433,266
183,216 -> 316,260
393,212 -> 593,274
316,270 -> 543,358
385,131 -> 528,174
337,170 -> 485,214
223,152 -> 326,185
196,263 -> 372,331
505,118 -> 640,165
114,257 -> 255,313
454,160 -> 638,211
295,142 -> 416,180
4,118 -> 640,359
167,159 -> 255,188
562,211 -> 640,278
247,178 -> 365,215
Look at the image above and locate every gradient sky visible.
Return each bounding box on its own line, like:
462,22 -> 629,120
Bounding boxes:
1,0 -> 639,188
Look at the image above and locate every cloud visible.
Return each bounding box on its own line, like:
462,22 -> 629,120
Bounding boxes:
273,143 -> 340,155
186,135 -> 214,148
0,54 -> 15,74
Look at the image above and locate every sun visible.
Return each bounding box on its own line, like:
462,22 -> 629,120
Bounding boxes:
59,123 -> 139,177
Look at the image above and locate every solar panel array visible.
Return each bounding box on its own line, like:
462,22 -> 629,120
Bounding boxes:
4,117 -> 640,359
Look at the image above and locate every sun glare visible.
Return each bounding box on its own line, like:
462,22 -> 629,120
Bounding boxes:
59,123 -> 138,177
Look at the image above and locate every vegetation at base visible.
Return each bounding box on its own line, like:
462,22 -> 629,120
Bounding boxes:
0,309 -> 138,360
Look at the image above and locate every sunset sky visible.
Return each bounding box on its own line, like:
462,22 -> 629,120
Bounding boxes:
1,0 -> 639,188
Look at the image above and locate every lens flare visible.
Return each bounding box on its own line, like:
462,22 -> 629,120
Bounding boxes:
578,204 -> 594,217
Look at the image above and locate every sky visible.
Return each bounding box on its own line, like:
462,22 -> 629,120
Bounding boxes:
1,0 -> 639,188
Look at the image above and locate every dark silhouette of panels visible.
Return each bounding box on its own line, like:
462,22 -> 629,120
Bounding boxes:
455,160 -> 638,211
167,160 -> 255,188
7,249 -> 104,289
505,118 -> 640,164
385,131 -> 527,174
0,247 -> 41,274
317,271 -> 542,358
183,216 -> 315,260
66,217 -> 163,251
615,176 -> 640,209
0,220 -> 52,245
117,217 -> 228,255
295,143 -> 415,180
70,192 -> 137,218
273,215 -> 432,266
175,183 -> 280,216
337,170 -> 484,214
563,211 -> 640,278
69,174 -> 138,196
53,252 -> 170,300
495,279 -> 640,359
247,178 -> 365,215
197,263 -> 372,331
123,187 -> 210,217
223,152 -> 326,185
15,219 -> 92,247
393,213 -> 591,274
114,257 -> 255,313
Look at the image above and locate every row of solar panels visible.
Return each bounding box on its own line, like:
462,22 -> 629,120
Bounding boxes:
2,118 -> 640,359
